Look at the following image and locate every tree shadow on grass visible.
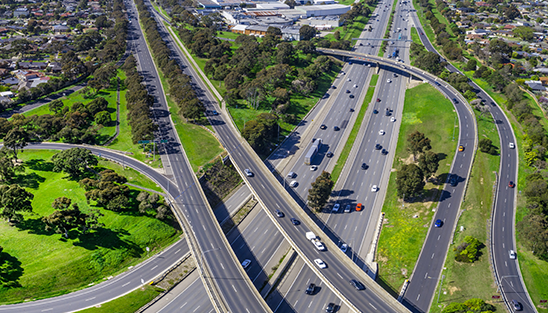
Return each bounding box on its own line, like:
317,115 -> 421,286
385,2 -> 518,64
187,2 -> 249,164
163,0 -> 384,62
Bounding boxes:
74,228 -> 143,257
25,159 -> 55,172
14,172 -> 46,189
0,251 -> 24,289
16,217 -> 51,236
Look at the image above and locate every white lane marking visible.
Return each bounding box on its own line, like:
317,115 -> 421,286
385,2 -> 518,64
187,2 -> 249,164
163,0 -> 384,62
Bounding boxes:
424,272 -> 428,279
150,265 -> 158,271
431,253 -> 435,259
202,225 -> 206,231
193,306 -> 201,312
437,235 -> 440,240
220,263 -> 225,270
337,272 -> 344,279
417,294 -> 421,301
180,302 -> 188,309
369,303 -> 378,310
174,249 -> 181,254
505,261 -> 508,267
85,297 -> 96,301
232,285 -> 238,293
122,281 -> 131,287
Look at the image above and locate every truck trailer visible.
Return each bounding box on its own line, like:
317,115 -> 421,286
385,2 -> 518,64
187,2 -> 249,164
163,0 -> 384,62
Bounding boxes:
304,138 -> 322,165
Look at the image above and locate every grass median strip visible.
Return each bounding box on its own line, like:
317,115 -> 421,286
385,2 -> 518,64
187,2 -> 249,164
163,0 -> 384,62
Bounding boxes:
376,83 -> 457,293
331,75 -> 377,182
431,109 -> 503,313
76,285 -> 163,313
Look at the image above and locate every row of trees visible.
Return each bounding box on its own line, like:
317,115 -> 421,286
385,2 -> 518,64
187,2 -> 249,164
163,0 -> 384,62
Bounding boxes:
137,0 -> 205,122
396,132 -> 440,199
121,55 -> 157,143
519,173 -> 548,258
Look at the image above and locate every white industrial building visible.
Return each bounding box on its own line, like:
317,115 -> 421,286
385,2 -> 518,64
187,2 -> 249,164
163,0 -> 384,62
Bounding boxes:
294,4 -> 351,17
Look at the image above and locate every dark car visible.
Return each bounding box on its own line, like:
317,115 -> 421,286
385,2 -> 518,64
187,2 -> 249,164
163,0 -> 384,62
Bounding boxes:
453,98 -> 458,104
375,144 -> 382,150
326,152 -> 334,157
381,149 -> 388,155
361,163 -> 368,169
334,126 -> 340,131
511,300 -> 522,311
434,219 -> 443,227
275,210 -> 284,218
346,89 -> 351,93
349,94 -> 354,98
305,283 -> 315,295
326,302 -> 336,313
349,108 -> 354,112
435,82 -> 441,86
450,175 -> 457,186
376,98 -> 381,102
393,73 -> 398,77
349,279 -> 365,290
290,218 -> 300,225
320,124 -> 327,130
373,109 -> 379,114
509,181 -> 515,188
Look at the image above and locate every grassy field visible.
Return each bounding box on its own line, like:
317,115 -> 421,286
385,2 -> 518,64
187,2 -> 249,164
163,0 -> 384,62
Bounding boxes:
139,19 -> 224,173
376,83 -> 457,293
0,150 -> 180,305
77,285 -> 163,313
430,109 -> 503,313
331,75 -> 378,182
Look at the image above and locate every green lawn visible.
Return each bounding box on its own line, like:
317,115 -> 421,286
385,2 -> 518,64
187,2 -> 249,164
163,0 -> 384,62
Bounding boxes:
331,77 -> 377,182
376,83 -> 457,292
430,110 -> 503,313
0,150 -> 180,305
77,285 -> 163,313
217,31 -> 240,41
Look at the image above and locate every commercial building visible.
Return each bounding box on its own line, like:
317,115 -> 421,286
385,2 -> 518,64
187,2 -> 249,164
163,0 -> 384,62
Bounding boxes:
294,4 -> 350,17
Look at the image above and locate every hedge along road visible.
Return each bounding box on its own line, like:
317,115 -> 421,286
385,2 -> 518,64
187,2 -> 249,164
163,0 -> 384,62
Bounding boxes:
0,142 -> 190,313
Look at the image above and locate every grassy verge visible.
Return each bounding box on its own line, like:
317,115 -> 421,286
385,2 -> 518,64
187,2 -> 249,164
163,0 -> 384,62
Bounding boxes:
331,75 -> 377,182
430,110 -> 503,312
139,19 -> 224,172
413,0 -> 437,46
376,83 -> 457,292
77,285 -> 163,313
0,150 -> 180,304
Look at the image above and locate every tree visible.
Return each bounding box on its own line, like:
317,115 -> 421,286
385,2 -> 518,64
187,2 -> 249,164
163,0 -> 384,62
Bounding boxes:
478,138 -> 497,154
42,203 -> 87,238
454,236 -> 482,263
95,111 -> 111,125
48,99 -> 64,115
407,131 -> 431,161
465,59 -> 477,71
299,25 -> 317,41
0,184 -> 34,223
51,148 -> 98,177
418,151 -> 440,179
3,128 -> 29,161
517,213 -> 548,256
513,26 -> 534,40
308,171 -> 334,211
82,209 -> 104,234
52,197 -> 72,210
396,164 -> 425,199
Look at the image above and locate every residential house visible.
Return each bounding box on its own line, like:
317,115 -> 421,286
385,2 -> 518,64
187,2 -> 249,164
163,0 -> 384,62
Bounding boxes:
525,80 -> 547,91
14,7 -> 29,17
19,61 -> 48,70
540,77 -> 548,86
0,91 -> 14,98
53,25 -> 71,33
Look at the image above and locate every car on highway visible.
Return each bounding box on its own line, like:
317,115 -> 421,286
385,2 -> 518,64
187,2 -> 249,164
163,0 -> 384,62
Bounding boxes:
373,109 -> 379,114
511,299 -> 522,311
346,89 -> 351,93
393,73 -> 398,77
509,181 -> 515,188
212,110 -> 219,115
327,152 -> 334,157
341,243 -> 348,253
381,149 -> 388,155
379,130 -> 385,135
332,203 -> 340,212
275,210 -> 284,218
305,283 -> 316,295
242,259 -> 251,269
450,175 -> 458,186
349,94 -> 354,98
367,63 -> 371,67
354,84 -> 358,88
349,279 -> 365,290
244,169 -> 253,177
314,259 -> 327,269
287,171 -> 296,178
371,185 -> 379,192
385,108 -> 391,116
326,302 -> 336,313
390,116 -> 396,122
377,98 -> 381,102
509,250 -> 517,259
453,98 -> 458,104
290,180 -> 298,187
356,203 -> 363,211
310,165 -> 318,171
361,163 -> 368,169
509,142 -> 515,149
344,205 -> 351,213
334,126 -> 340,131
375,143 -> 382,150
313,240 -> 326,251
434,219 -> 443,227
350,108 -> 355,112
387,79 -> 392,83
320,124 -> 327,130
347,78 -> 351,81
459,145 -> 464,152
435,82 -> 441,86
290,218 -> 300,225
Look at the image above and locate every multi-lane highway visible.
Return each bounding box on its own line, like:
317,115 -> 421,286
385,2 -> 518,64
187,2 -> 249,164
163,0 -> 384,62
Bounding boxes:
409,13 -> 532,313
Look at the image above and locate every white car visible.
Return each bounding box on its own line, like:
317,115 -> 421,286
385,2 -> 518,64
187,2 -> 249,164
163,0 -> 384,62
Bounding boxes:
290,180 -> 298,187
314,259 -> 327,269
347,78 -> 351,82
244,169 -> 253,177
341,243 -> 348,253
390,117 -> 396,122
509,250 -> 516,259
509,142 -> 515,149
332,203 -> 340,212
242,259 -> 251,269
310,165 -> 318,171
313,240 -> 326,251
379,130 -> 385,135
371,185 -> 379,192
387,79 -> 392,83
354,84 -> 358,88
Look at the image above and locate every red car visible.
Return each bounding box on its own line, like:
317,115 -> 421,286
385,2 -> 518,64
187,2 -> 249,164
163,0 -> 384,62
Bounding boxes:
509,181 -> 515,188
376,98 -> 381,102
